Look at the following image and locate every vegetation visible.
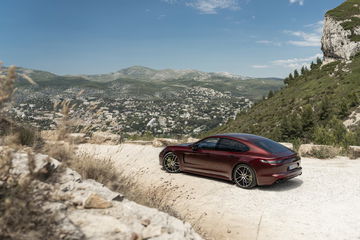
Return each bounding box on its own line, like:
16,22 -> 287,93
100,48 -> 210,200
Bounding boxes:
207,54 -> 360,147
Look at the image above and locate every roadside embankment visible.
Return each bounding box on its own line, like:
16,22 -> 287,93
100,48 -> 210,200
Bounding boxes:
78,143 -> 360,240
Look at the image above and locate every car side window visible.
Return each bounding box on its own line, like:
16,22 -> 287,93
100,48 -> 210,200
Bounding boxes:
217,138 -> 249,152
197,138 -> 219,150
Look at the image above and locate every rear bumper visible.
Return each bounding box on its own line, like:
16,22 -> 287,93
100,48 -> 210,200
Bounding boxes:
257,167 -> 302,186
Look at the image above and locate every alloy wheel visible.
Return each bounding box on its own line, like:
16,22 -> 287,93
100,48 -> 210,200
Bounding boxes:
233,164 -> 256,188
163,152 -> 181,173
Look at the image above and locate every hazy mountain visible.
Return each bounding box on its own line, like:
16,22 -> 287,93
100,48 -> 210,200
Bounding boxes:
78,66 -> 254,82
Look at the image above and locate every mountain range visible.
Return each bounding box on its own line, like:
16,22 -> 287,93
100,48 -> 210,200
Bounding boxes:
14,66 -> 283,101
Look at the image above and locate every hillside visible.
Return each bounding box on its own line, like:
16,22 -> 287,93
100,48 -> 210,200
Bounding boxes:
209,0 -> 360,147
6,66 -> 282,137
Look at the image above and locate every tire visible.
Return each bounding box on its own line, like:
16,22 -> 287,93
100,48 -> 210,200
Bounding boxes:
233,164 -> 257,189
163,152 -> 181,173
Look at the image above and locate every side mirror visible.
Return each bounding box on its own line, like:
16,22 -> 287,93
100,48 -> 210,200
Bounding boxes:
192,144 -> 199,151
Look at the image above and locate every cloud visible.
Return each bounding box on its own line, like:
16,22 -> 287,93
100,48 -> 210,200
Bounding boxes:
162,0 -> 240,14
252,65 -> 269,69
186,0 -> 240,14
289,0 -> 304,6
272,53 -> 323,69
285,20 -> 323,47
256,40 -> 282,47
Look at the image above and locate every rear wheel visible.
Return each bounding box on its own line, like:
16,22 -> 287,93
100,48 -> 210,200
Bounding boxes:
163,152 -> 181,173
233,164 -> 257,189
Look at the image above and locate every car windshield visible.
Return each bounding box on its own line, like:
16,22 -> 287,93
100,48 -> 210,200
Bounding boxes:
252,138 -> 294,154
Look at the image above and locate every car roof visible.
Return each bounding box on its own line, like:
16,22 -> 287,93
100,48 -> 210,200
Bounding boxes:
211,133 -> 267,142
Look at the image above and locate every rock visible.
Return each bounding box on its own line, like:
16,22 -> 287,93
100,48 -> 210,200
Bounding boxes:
142,225 -> 165,239
187,137 -> 200,143
91,131 -> 121,145
84,193 -> 113,209
68,133 -> 86,144
348,146 -> 360,159
152,138 -> 179,147
279,142 -> 294,150
321,15 -> 360,62
141,219 -> 151,227
298,144 -> 342,158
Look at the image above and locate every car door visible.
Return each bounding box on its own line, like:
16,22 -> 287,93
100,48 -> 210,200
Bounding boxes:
211,138 -> 250,176
183,137 -> 220,173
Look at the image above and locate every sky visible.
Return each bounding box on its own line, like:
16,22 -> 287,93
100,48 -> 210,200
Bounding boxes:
0,0 -> 345,78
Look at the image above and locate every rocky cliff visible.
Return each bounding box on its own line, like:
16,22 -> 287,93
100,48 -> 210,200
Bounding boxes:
321,0 -> 360,61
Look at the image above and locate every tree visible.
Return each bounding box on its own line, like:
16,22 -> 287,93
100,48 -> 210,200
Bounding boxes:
301,104 -> 315,139
310,61 -> 316,70
318,96 -> 332,121
301,66 -> 306,75
267,90 -> 274,98
316,57 -> 322,65
294,69 -> 299,78
289,73 -> 294,81
284,77 -> 289,85
280,113 -> 303,141
338,99 -> 350,119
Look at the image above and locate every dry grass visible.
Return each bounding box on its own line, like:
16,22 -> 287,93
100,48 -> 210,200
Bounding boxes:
0,149 -> 59,239
70,153 -> 118,186
41,142 -> 74,163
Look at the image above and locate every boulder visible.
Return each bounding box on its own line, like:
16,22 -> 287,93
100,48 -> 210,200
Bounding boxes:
187,137 -> 200,143
84,193 -> 112,209
68,133 -> 86,144
348,146 -> 360,159
298,144 -> 342,159
152,138 -> 179,147
91,131 -> 121,145
279,142 -> 294,150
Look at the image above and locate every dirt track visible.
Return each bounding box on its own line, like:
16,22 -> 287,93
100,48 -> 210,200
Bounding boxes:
78,143 -> 360,240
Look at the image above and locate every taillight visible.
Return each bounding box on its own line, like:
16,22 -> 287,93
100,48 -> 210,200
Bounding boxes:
260,159 -> 283,165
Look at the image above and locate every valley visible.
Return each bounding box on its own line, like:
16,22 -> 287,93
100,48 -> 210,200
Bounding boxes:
6,66 -> 282,137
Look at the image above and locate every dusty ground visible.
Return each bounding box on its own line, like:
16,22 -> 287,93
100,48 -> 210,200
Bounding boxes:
78,143 -> 360,240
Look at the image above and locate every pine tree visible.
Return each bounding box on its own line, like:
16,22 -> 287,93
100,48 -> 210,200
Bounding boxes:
267,90 -> 274,98
339,99 -> 349,119
310,61 -> 316,70
301,104 -> 315,140
318,96 -> 332,121
316,57 -> 322,65
301,66 -> 306,75
294,69 -> 299,78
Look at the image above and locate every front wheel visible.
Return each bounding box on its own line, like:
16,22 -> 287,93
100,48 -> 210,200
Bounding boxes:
233,164 -> 257,189
163,152 -> 181,173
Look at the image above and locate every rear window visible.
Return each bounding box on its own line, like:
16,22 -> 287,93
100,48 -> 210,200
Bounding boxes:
253,138 -> 294,154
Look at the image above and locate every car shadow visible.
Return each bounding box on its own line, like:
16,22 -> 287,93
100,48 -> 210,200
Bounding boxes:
180,172 -> 303,191
257,179 -> 303,192
181,172 -> 234,185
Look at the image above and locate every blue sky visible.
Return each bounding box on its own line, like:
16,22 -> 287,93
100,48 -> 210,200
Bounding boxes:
0,0 -> 344,78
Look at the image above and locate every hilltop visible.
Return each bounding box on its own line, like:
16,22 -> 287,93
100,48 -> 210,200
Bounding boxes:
209,0 -> 360,147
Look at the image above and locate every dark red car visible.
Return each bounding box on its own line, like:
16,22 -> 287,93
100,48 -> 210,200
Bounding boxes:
159,133 -> 302,189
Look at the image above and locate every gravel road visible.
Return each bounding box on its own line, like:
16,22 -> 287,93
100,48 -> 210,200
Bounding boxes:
78,143 -> 360,240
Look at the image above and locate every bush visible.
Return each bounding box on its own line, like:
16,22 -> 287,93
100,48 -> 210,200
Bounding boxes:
303,146 -> 338,159
70,153 -> 118,186
41,142 -> 74,163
